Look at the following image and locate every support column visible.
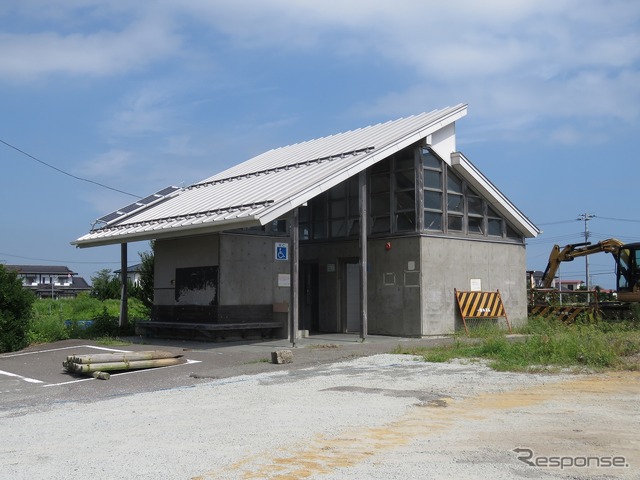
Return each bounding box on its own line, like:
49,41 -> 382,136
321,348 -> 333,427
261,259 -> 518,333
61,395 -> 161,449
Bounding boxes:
359,171 -> 368,341
289,208 -> 299,347
119,243 -> 128,328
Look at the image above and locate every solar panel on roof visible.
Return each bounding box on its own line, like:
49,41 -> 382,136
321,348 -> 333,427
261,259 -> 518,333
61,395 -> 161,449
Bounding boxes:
91,185 -> 180,230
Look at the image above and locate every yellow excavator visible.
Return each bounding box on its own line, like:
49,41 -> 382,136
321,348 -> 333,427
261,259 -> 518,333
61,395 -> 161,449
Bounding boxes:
540,239 -> 640,303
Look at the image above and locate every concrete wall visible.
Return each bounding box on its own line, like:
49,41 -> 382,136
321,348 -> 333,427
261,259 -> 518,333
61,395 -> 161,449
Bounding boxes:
421,236 -> 528,334
367,237 -> 422,336
155,233 -> 290,308
218,233 -> 290,306
154,234 -> 219,306
154,231 -> 528,336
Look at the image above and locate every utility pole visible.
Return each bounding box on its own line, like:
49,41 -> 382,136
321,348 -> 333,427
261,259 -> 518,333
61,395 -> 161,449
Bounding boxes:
577,213 -> 595,300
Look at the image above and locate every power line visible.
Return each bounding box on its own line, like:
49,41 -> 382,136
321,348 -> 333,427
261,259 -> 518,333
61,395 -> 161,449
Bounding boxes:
536,219 -> 578,226
1,138 -> 141,199
0,251 -> 121,265
597,216 -> 640,223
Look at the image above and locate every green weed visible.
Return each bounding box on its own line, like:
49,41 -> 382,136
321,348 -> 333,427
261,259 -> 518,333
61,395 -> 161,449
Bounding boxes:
394,316 -> 640,372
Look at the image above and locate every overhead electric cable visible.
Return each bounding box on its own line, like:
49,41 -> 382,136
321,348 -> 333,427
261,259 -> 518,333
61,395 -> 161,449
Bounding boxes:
0,251 -> 121,265
1,138 -> 141,198
537,219 -> 579,225
597,216 -> 640,223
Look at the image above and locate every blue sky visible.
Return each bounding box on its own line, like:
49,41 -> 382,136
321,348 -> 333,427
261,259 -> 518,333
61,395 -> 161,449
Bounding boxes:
1,1 -> 638,289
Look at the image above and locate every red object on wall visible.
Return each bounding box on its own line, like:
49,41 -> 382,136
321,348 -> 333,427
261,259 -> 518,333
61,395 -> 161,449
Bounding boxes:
385,242 -> 392,251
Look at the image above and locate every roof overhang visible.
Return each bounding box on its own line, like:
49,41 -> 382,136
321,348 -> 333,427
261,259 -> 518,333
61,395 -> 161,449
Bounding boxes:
73,104 -> 471,248
450,152 -> 540,238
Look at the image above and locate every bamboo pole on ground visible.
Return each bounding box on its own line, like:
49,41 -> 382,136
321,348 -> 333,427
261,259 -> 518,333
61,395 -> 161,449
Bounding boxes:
64,357 -> 187,374
65,350 -> 181,364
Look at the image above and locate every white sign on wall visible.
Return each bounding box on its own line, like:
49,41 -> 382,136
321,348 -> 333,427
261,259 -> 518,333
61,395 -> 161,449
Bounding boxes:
470,278 -> 482,291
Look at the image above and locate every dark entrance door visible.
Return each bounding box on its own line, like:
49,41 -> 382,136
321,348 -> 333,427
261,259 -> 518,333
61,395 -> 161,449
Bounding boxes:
300,262 -> 319,332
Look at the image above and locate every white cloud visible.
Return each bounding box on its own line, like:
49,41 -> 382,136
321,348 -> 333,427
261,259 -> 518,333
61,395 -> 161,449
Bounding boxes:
106,86 -> 178,136
4,0 -> 636,147
0,12 -> 180,79
75,149 -> 133,178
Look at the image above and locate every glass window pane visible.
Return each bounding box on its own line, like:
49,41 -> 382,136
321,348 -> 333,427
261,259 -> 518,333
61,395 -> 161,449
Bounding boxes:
311,198 -> 326,220
371,158 -> 390,174
422,150 -> 441,169
312,222 -> 327,239
487,206 -> 500,218
372,216 -> 390,233
395,190 -> 415,211
269,219 -> 287,233
395,153 -> 414,170
447,174 -> 462,194
330,182 -> 346,199
506,224 -> 522,240
349,176 -> 359,193
424,211 -> 442,231
371,193 -> 390,215
468,196 -> 483,215
396,212 -> 416,232
424,190 -> 442,210
348,219 -> 359,236
330,200 -> 346,218
468,216 -> 484,234
447,193 -> 463,213
424,170 -> 442,189
299,206 -> 310,222
371,175 -> 390,194
448,215 -> 463,231
331,220 -> 347,237
488,218 -> 502,236
395,169 -> 415,189
349,197 -> 359,217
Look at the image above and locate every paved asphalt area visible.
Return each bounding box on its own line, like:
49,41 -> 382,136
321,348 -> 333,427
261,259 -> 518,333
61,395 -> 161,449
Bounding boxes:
0,333 -> 457,415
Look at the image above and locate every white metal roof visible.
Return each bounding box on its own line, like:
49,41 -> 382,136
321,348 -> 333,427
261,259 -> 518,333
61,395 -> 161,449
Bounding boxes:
73,104 -> 537,247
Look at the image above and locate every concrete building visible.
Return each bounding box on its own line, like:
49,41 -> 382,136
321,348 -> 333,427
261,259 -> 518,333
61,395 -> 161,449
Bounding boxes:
73,104 -> 540,340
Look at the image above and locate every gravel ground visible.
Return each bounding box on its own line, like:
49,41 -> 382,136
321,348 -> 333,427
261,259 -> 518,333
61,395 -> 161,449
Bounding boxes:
2,352 -> 638,479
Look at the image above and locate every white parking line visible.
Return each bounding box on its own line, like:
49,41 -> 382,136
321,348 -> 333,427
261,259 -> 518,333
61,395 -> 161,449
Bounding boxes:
0,369 -> 44,384
1,345 -> 198,387
0,344 -> 130,358
0,345 -> 131,385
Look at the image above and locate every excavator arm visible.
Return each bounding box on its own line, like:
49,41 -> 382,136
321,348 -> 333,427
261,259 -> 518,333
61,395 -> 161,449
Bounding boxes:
540,239 -> 625,288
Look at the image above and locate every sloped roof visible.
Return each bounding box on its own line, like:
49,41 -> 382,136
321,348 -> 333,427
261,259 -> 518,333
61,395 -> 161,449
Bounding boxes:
5,265 -> 76,275
73,104 -> 537,247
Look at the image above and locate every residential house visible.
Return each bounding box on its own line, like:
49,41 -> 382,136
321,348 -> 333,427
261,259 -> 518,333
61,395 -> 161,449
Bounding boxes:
114,263 -> 143,286
5,265 -> 91,298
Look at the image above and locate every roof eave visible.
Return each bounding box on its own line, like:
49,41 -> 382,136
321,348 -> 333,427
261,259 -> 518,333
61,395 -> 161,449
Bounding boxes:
450,152 -> 540,238
72,216 -> 263,248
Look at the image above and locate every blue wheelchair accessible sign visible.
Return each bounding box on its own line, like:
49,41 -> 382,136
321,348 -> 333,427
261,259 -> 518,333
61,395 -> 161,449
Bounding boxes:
275,242 -> 289,261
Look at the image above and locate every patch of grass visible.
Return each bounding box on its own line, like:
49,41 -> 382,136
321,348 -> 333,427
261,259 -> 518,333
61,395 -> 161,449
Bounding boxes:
245,357 -> 271,364
28,295 -> 146,344
94,336 -> 132,346
393,317 -> 640,372
309,343 -> 340,349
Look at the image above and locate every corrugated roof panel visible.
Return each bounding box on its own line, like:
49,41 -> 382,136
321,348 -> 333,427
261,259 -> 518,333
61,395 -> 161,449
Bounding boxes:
74,105 -> 471,247
200,109 -> 455,182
